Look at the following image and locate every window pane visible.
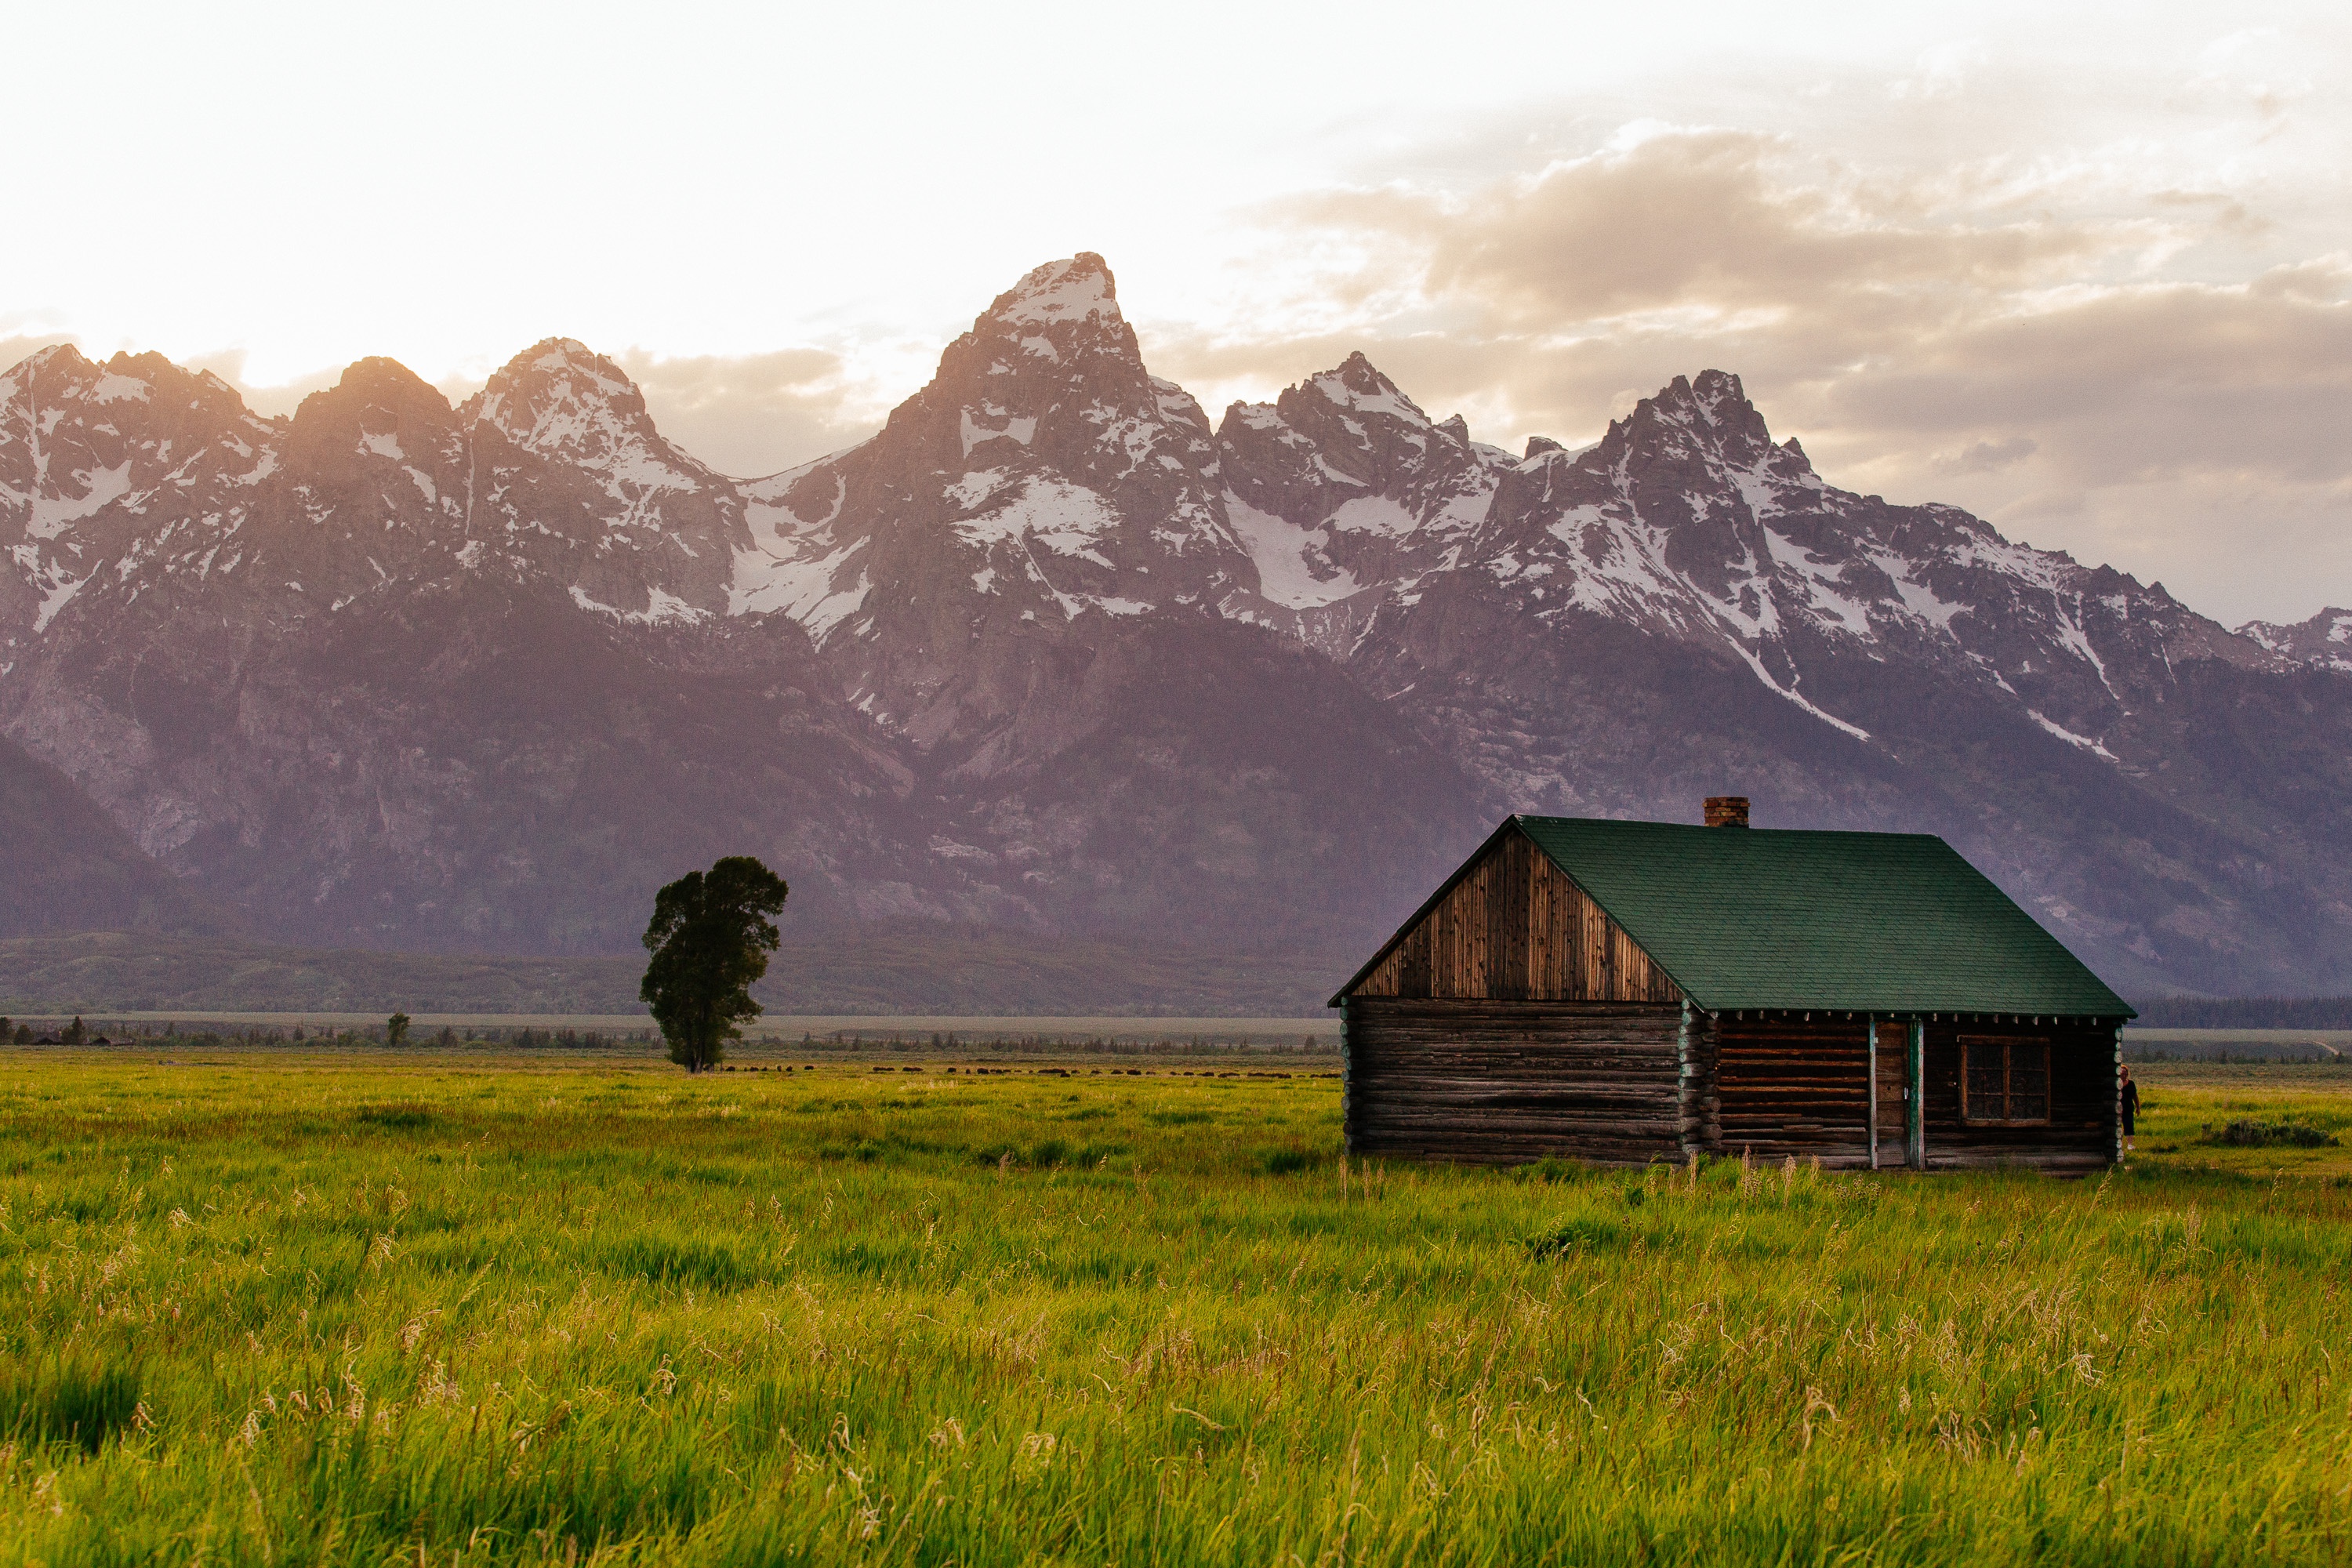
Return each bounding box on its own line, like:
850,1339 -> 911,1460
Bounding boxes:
2010,1047 -> 2049,1120
1966,1046 -> 2006,1118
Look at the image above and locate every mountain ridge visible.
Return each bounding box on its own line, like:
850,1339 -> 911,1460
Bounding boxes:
5,255 -> 2348,996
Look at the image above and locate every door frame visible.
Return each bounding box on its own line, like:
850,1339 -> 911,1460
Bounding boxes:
1868,1015 -> 1926,1171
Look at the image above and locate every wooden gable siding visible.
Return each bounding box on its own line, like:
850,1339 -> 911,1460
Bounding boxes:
1349,829 -> 1680,1004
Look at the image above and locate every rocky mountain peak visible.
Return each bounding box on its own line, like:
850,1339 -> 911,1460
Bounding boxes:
736,252 -> 1252,739
2,340 -> 290,647
469,339 -> 694,474
289,357 -> 459,463
1295,351 -> 1432,424
9,342 -> 87,377
1590,368 -> 1799,478
2241,607 -> 2352,672
5,343 -> 251,426
877,253 -> 1165,465
956,252 -> 1146,390
985,252 -> 1121,329
450,340 -> 740,622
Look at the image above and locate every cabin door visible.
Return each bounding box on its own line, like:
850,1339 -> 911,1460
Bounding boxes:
1873,1021 -> 1910,1168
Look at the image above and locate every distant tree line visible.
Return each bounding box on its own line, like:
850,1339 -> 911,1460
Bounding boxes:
2132,996 -> 2352,1029
0,1018 -> 638,1048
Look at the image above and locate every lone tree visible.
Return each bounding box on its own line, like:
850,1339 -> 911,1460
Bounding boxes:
386,1012 -> 412,1049
640,856 -> 789,1073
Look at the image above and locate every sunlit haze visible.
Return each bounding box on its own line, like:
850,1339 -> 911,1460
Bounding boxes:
9,0 -> 2345,623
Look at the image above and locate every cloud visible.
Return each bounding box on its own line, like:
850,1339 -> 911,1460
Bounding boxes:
1934,436 -> 2038,476
1146,126 -> 2352,626
611,347 -> 878,478
1398,129 -> 2097,322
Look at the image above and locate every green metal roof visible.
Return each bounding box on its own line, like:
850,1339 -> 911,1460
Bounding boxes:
1504,815 -> 2129,1016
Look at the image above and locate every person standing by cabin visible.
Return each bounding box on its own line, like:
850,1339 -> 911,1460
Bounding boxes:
2120,1065 -> 2140,1151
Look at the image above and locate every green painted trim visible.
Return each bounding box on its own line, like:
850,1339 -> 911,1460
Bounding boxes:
1867,1013 -> 1878,1171
1908,1020 -> 1927,1170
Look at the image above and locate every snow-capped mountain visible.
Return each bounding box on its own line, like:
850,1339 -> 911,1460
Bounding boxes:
1217,350 -> 1518,653
464,339 -> 746,619
2242,608 -> 2352,673
1346,367 -> 2274,779
0,345 -> 284,643
5,255 -> 2350,996
731,255 -> 1263,759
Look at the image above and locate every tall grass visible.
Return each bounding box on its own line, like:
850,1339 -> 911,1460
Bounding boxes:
0,1054 -> 2348,1564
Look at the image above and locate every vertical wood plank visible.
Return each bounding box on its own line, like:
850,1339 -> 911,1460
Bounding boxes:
1528,848 -> 1552,999
1341,833 -> 1681,1010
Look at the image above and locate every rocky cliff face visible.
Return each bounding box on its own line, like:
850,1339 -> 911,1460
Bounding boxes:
5,256 -> 2349,993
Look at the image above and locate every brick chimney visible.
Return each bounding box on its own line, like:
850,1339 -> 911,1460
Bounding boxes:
1704,796 -> 1750,829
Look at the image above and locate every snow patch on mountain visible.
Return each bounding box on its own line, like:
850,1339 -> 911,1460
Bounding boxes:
568,583 -> 707,625
31,568 -> 90,632
947,469 -> 1013,510
1764,529 -> 1873,637
24,461 -> 133,539
1225,494 -> 1360,609
1726,642 -> 1871,740
1871,551 -> 1969,631
2028,709 -> 2116,757
957,480 -> 1120,564
1329,496 -> 1421,537
729,537 -> 870,635
89,373 -> 151,405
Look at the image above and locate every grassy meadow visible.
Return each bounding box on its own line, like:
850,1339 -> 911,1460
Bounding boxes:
2,1050 -> 2350,1566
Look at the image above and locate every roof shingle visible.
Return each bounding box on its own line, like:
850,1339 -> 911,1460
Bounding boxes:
1512,815 -> 2132,1017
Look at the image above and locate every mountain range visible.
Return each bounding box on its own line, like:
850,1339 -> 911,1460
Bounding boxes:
6,252 -> 2350,1000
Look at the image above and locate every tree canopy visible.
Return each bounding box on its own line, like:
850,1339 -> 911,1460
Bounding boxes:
640,856 -> 789,1073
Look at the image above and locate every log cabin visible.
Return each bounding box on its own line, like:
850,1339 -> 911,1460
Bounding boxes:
1331,800 -> 2132,1171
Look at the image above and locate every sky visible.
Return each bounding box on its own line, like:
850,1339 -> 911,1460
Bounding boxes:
5,1 -> 2346,626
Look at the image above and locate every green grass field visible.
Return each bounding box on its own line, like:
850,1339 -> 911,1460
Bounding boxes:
3,1051 -> 2350,1566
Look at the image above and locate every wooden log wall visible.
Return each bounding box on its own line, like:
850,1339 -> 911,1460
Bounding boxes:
1348,829 -> 1680,1004
1716,1014 -> 1874,1166
1345,998 -> 1689,1164
1711,1014 -> 2117,1171
1921,1022 -> 2114,1171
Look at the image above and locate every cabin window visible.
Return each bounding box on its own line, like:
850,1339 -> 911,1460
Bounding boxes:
1958,1036 -> 2051,1123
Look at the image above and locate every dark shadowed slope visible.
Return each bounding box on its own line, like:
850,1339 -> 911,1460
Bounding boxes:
0,733 -> 217,939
